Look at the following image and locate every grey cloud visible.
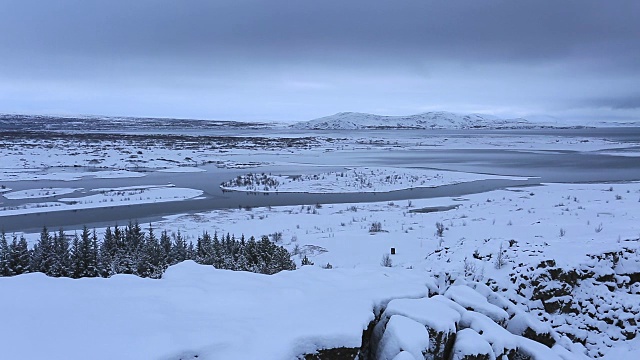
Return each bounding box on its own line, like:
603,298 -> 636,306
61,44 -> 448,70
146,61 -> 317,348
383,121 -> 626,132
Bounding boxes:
2,1 -> 638,65
0,0 -> 639,122
588,96 -> 640,110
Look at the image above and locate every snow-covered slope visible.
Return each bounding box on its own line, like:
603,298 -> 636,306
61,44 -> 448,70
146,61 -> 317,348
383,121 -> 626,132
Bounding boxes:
292,111 -> 560,130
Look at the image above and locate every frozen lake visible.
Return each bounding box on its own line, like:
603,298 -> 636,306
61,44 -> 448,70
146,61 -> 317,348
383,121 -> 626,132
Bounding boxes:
1,128 -> 639,233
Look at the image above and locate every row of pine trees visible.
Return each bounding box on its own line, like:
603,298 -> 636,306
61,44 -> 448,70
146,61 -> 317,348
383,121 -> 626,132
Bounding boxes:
0,221 -> 296,279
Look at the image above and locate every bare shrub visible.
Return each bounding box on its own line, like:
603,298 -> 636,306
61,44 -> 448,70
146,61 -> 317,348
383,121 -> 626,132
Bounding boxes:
369,221 -> 383,233
495,243 -> 508,269
381,253 -> 393,267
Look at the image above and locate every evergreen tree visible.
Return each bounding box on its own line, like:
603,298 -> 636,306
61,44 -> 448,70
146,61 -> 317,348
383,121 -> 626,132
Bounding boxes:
169,230 -> 187,264
89,229 -> 100,277
186,241 -> 195,260
68,227 -> 100,278
9,235 -> 30,275
138,224 -> 162,278
244,236 -> 260,272
70,232 -> 82,278
159,230 -> 172,268
196,231 -> 213,265
119,223 -> 138,275
0,231 -> 10,276
211,232 -> 222,268
80,227 -> 98,277
50,229 -> 71,277
31,226 -> 53,275
100,226 -> 118,277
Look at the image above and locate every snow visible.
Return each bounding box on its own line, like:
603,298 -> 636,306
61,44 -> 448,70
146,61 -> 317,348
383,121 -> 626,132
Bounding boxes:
459,311 -> 521,357
2,187 -> 81,200
0,185 -> 203,217
0,261 -> 429,360
507,313 -> 553,340
376,315 -> 430,360
445,285 -> 510,324
601,337 -> 640,359
451,328 -> 495,360
380,297 -> 460,333
0,168 -> 146,182
220,167 -> 527,194
158,166 -> 207,173
292,111 -> 551,130
392,351 -> 417,360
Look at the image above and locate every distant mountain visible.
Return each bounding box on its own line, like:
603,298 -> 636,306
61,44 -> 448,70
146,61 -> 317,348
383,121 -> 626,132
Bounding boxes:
292,111 -> 577,130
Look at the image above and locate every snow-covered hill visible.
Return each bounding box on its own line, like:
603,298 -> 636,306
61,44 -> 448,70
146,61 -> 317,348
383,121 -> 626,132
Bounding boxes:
292,111 -> 566,130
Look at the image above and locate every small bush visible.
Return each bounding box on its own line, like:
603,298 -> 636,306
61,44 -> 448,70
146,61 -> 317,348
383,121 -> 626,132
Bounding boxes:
369,221 -> 383,233
381,253 -> 393,267
301,255 -> 314,266
495,243 -> 508,269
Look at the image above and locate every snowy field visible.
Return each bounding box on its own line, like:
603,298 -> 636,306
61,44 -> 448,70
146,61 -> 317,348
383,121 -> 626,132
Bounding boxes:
0,129 -> 637,173
2,187 -> 81,200
6,181 -> 640,358
220,167 -> 527,193
0,168 -> 146,182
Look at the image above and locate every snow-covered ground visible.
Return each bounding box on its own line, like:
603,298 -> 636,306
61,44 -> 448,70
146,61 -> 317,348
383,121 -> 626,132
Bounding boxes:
0,185 -> 203,217
121,181 -> 640,357
9,180 -> 638,358
220,167 -> 527,193
0,129 -> 634,173
0,262 -> 428,360
158,166 -> 207,173
2,187 -> 81,200
0,168 -> 146,182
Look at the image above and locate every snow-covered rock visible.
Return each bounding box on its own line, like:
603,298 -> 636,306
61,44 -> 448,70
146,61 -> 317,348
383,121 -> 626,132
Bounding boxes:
451,329 -> 495,360
374,297 -> 460,360
376,315 -> 430,360
444,285 -> 510,325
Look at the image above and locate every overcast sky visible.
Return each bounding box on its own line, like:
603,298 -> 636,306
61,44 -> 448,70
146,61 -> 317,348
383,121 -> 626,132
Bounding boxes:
1,0 -> 638,123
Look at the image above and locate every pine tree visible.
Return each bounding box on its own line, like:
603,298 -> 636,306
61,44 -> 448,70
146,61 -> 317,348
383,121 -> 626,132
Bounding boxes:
50,229 -> 71,277
0,231 -> 10,276
31,226 -> 54,275
169,230 -> 187,264
67,227 -> 100,278
186,241 -> 195,260
274,246 -> 296,272
9,235 -> 30,275
211,232 -> 222,268
159,230 -> 171,268
100,226 -> 118,277
139,224 -> 162,278
70,232 -> 82,278
196,231 -> 213,265
89,229 -> 100,277
119,223 -> 138,275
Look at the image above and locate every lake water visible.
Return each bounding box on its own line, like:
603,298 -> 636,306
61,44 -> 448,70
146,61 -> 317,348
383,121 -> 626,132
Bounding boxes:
1,128 -> 639,233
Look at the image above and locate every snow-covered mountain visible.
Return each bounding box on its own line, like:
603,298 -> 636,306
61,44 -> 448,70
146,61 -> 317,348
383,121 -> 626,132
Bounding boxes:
293,111 -> 563,130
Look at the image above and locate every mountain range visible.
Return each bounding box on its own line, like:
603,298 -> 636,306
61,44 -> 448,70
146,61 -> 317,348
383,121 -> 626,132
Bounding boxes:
291,111 -> 573,130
